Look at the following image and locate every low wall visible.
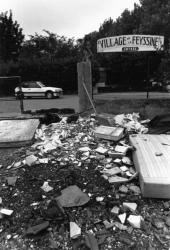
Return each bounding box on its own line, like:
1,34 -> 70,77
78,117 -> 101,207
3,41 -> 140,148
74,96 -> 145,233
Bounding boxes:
94,98 -> 170,119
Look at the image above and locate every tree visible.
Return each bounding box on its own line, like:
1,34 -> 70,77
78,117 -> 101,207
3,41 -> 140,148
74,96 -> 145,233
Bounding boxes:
0,10 -> 24,61
20,30 -> 78,63
139,0 -> 170,41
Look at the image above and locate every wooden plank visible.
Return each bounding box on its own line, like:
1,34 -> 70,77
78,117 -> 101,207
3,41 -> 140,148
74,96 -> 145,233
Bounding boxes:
130,134 -> 170,198
0,119 -> 39,147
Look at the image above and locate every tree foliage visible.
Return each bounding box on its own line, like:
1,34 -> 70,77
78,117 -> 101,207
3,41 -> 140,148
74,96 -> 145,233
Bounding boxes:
20,30 -> 78,64
0,10 -> 24,62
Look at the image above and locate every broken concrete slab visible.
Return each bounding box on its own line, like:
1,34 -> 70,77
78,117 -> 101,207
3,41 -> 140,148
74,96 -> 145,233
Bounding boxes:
130,134 -> 170,198
95,125 -> 124,141
0,119 -> 39,147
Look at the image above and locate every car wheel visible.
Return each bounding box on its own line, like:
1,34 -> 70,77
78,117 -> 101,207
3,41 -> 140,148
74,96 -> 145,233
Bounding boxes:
46,91 -> 54,99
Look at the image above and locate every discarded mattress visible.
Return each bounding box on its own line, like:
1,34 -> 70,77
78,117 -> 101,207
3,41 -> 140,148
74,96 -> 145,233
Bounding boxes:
0,119 -> 39,147
130,134 -> 170,198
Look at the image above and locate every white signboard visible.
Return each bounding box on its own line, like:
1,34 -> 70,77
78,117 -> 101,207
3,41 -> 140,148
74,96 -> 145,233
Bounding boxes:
97,35 -> 164,53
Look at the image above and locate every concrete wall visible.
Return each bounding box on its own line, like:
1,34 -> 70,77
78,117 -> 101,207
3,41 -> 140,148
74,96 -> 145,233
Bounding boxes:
77,62 -> 92,113
94,98 -> 170,119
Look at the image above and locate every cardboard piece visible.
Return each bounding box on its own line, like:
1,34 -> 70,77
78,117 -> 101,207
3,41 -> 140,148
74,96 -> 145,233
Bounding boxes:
95,125 -> 124,141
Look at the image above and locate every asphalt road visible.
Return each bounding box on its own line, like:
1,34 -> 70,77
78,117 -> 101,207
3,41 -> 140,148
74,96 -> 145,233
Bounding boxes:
0,95 -> 79,114
1,92 -> 170,115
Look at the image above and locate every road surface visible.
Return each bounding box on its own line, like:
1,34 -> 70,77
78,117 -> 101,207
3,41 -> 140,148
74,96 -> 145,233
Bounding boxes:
0,95 -> 79,114
1,92 -> 170,114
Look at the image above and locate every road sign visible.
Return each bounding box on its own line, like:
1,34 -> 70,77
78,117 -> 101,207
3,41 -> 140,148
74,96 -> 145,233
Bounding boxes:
97,35 -> 164,53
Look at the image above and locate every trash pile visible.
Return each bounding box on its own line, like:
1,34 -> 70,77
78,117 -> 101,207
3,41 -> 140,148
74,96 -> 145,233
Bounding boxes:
0,113 -> 170,249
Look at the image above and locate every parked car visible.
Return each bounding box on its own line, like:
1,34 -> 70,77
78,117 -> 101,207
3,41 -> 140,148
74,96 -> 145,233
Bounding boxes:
15,81 -> 63,99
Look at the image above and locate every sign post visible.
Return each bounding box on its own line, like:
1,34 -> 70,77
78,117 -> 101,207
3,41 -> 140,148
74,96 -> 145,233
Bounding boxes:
97,34 -> 164,99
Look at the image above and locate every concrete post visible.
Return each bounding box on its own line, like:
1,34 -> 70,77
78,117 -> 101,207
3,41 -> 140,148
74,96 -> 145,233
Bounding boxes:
77,61 -> 92,113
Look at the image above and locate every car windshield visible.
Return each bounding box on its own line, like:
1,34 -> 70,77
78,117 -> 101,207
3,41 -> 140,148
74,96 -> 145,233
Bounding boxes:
37,81 -> 45,87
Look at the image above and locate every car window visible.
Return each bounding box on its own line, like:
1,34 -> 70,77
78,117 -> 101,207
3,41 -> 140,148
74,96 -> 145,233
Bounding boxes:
28,82 -> 40,88
22,82 -> 29,88
37,81 -> 45,87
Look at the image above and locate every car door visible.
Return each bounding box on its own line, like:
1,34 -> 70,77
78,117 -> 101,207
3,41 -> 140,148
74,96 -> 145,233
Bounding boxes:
21,82 -> 29,96
27,82 -> 42,97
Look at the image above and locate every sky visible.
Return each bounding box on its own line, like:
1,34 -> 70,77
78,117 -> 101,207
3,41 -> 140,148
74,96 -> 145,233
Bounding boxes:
1,0 -> 140,39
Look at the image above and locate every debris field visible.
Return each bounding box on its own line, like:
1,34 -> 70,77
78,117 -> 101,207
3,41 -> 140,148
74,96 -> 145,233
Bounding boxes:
0,113 -> 170,250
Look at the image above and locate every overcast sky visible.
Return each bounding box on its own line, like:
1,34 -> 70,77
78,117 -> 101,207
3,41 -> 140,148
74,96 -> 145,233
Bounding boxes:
1,0 -> 140,39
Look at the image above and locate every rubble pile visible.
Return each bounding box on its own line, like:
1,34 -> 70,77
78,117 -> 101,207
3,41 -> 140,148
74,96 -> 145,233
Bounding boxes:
0,113 -> 169,249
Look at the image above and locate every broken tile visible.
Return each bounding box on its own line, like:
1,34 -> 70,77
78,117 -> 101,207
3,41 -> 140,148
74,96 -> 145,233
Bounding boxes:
39,158 -> 48,164
113,158 -> 122,164
95,147 -> 108,154
70,222 -> 81,239
108,151 -> 124,159
96,197 -> 104,202
122,157 -> 132,165
118,213 -> 126,224
103,220 -> 114,229
127,215 -> 142,229
129,185 -> 141,194
120,166 -> 129,172
41,182 -> 53,192
103,167 -> 121,176
111,206 -> 120,215
123,202 -> 137,212
0,208 -> 13,216
152,218 -> 165,229
113,222 -> 127,230
108,176 -> 129,184
79,147 -> 91,152
119,185 -> 128,193
114,145 -> 129,155
25,155 -> 38,166
6,176 -> 18,186
125,171 -> 133,177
